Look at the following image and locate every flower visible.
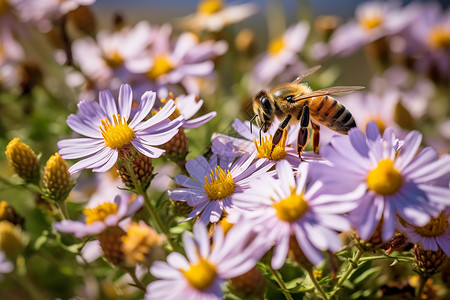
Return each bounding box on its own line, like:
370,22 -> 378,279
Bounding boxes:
168,153 -> 271,224
53,194 -> 144,238
328,1 -> 414,56
145,222 -> 263,300
127,24 -> 227,95
250,22 -> 309,88
57,84 -> 183,174
318,121 -> 450,243
398,209 -> 450,256
179,0 -> 258,33
233,160 -> 361,268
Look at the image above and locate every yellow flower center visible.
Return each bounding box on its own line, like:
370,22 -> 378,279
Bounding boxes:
428,25 -> 450,49
181,257 -> 217,291
218,217 -> 233,235
203,167 -> 236,200
273,188 -> 309,222
197,0 -> 223,14
360,14 -> 383,30
367,159 -> 403,196
414,210 -> 449,237
121,222 -> 162,265
146,55 -> 173,79
104,50 -> 124,68
254,130 -> 288,161
99,114 -> 135,149
268,37 -> 285,55
83,202 -> 118,225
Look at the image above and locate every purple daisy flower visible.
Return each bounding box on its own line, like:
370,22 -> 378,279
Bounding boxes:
398,209 -> 450,256
165,93 -> 216,129
58,84 -> 183,174
233,160 -> 363,269
168,153 -> 272,224
318,121 -> 450,243
53,194 -> 144,238
145,222 -> 264,300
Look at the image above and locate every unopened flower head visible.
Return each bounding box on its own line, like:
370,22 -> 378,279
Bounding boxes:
0,201 -> 24,227
5,138 -> 40,184
168,153 -> 271,224
235,160 -> 361,269
43,153 -> 73,202
98,226 -> 126,266
317,121 -> 450,243
0,221 -> 28,257
145,222 -> 264,300
53,194 -> 144,238
57,84 -> 183,174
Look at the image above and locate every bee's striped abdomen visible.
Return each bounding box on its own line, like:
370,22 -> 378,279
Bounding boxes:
309,96 -> 356,134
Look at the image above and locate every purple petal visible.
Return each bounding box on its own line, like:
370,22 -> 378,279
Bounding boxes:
99,89 -> 118,118
183,111 -> 217,129
118,84 -> 132,121
129,91 -> 156,128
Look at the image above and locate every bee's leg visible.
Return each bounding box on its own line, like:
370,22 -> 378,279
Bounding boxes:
296,105 -> 310,159
311,121 -> 320,154
271,114 -> 292,153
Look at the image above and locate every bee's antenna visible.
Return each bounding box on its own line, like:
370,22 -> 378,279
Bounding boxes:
259,122 -> 265,145
249,115 -> 257,133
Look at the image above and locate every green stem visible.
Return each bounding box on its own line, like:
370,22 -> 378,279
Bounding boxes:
123,160 -> 179,252
415,274 -> 428,300
305,267 -> 328,300
359,255 -> 414,263
329,247 -> 364,298
125,267 -> 146,291
55,201 -> 69,220
269,265 -> 294,300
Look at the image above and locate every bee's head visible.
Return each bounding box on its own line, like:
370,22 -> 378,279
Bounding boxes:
252,90 -> 274,132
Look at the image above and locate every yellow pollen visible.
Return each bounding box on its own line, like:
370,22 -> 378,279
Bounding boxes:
268,37 -> 285,55
367,159 -> 403,196
181,257 -> 217,291
83,202 -> 118,225
99,114 -> 134,149
147,55 -> 173,79
254,130 -> 288,161
273,188 -> 309,223
203,166 -> 236,201
414,210 -> 449,237
197,0 -> 223,14
360,14 -> 383,30
428,25 -> 450,49
218,217 -> 233,235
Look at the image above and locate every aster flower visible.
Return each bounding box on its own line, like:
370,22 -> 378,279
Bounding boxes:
233,160 -> 362,269
167,94 -> 216,129
212,118 -> 321,169
71,21 -> 154,90
145,222 -> 264,300
318,121 -> 450,243
251,22 -> 309,88
57,84 -> 183,174
126,24 -> 227,95
178,0 -> 258,33
53,194 -> 144,238
328,1 -> 414,56
398,209 -> 450,256
168,153 -> 272,224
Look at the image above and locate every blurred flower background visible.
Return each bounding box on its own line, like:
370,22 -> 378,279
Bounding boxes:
0,0 -> 449,299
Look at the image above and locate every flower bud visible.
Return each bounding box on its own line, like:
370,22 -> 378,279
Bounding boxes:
414,244 -> 447,277
160,128 -> 189,160
229,266 -> 266,298
0,201 -> 24,228
121,221 -> 163,267
5,138 -> 40,184
117,146 -> 154,191
0,221 -> 27,257
98,226 -> 126,266
43,153 -> 73,202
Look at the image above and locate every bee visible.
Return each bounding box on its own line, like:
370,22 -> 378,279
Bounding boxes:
251,65 -> 363,158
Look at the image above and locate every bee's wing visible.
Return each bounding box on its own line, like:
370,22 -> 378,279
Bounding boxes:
291,65 -> 322,84
292,86 -> 365,101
